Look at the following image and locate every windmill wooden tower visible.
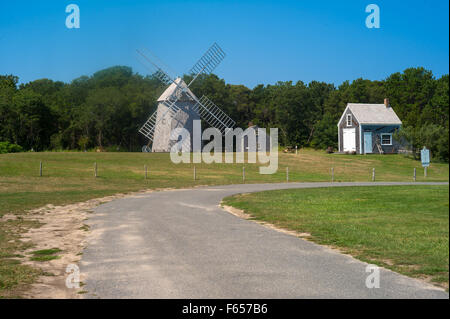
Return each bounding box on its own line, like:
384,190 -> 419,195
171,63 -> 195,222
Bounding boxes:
137,43 -> 235,152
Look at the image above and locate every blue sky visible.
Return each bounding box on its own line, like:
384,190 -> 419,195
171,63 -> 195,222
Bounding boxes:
0,0 -> 448,88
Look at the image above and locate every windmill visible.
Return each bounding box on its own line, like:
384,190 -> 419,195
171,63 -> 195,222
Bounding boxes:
137,43 -> 235,152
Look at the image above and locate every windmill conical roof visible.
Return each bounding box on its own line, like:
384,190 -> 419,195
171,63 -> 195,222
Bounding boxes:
157,78 -> 197,102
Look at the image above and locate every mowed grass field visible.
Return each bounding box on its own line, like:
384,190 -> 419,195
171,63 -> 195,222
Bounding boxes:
223,185 -> 449,289
1,149 -> 448,216
0,149 -> 448,296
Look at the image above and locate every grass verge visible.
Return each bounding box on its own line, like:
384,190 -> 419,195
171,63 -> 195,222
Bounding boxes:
222,185 -> 449,289
0,218 -> 42,298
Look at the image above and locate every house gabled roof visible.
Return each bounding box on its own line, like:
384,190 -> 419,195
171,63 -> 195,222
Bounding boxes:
157,77 -> 197,102
338,103 -> 402,126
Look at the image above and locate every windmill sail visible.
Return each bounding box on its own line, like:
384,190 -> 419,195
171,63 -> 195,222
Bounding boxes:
193,95 -> 235,134
136,49 -> 177,86
139,99 -> 182,142
188,43 -> 226,86
137,43 -> 235,151
136,50 -> 185,142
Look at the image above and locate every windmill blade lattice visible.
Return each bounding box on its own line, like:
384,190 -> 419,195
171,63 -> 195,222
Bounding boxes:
189,43 -> 226,78
193,95 -> 235,134
139,98 -> 182,141
136,49 -> 185,142
136,49 -> 178,86
137,42 -> 235,152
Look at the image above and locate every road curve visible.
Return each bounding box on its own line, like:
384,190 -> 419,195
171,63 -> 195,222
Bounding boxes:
80,182 -> 449,299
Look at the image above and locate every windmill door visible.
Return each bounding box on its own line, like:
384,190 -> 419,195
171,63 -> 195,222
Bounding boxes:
364,132 -> 372,154
343,128 -> 356,152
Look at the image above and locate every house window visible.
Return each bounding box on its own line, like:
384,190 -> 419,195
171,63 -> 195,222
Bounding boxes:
346,114 -> 352,127
381,133 -> 392,145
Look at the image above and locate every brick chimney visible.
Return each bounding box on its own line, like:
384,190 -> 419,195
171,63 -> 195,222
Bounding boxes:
384,98 -> 390,108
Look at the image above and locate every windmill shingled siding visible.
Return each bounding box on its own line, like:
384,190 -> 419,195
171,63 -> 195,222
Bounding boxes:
151,101 -> 200,152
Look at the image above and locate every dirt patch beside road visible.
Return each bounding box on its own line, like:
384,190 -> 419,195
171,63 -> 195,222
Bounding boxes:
17,190 -> 161,298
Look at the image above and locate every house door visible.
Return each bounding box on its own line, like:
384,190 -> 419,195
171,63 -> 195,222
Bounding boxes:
364,132 -> 372,154
343,128 -> 356,152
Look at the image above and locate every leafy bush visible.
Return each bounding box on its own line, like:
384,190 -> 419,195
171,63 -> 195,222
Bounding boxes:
0,141 -> 23,154
394,125 -> 449,162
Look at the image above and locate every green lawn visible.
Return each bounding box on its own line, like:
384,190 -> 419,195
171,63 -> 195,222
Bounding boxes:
222,185 -> 449,289
0,150 -> 447,216
0,150 -> 448,296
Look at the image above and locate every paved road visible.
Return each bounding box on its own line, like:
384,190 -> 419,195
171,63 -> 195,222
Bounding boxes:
81,182 -> 449,299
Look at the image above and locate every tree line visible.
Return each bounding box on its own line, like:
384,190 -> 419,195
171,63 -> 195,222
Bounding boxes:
0,66 -> 448,161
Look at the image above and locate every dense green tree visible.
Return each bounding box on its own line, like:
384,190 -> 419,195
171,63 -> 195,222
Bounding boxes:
310,112 -> 338,150
0,75 -> 19,143
0,66 -> 447,161
11,88 -> 54,150
385,67 -> 436,128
